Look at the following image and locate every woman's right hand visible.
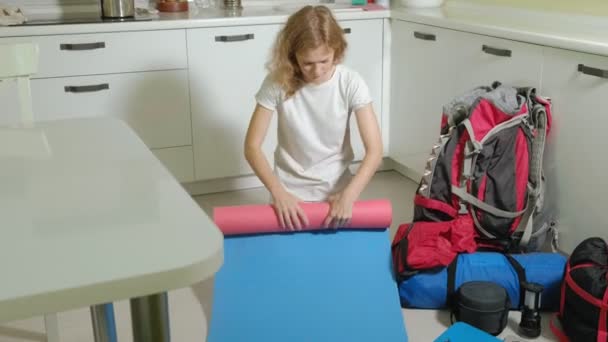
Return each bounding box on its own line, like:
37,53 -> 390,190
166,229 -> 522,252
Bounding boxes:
271,190 -> 309,231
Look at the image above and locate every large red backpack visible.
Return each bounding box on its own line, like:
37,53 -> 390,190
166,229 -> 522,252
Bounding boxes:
392,82 -> 555,278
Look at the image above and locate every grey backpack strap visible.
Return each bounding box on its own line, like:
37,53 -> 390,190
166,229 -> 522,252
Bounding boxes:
516,191 -> 537,249
452,186 -> 526,219
462,119 -> 482,182
518,95 -> 549,250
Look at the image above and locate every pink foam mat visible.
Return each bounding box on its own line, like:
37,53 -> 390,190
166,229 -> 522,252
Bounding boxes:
213,199 -> 392,235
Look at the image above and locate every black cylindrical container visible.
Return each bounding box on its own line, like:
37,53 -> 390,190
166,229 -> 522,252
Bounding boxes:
454,281 -> 510,336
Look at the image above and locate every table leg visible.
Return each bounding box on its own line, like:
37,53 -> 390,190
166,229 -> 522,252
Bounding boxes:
90,303 -> 118,342
44,314 -> 60,342
130,292 -> 170,342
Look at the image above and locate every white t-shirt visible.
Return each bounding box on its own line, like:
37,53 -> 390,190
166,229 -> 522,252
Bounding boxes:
255,64 -> 372,201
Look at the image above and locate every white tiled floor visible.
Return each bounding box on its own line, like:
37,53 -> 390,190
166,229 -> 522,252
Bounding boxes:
0,171 -> 556,341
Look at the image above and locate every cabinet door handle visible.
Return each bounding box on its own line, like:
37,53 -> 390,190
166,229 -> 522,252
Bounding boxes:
64,83 -> 110,93
60,42 -> 106,51
413,31 -> 436,41
578,64 -> 608,79
215,34 -> 254,42
343,28 -> 351,34
482,44 -> 512,57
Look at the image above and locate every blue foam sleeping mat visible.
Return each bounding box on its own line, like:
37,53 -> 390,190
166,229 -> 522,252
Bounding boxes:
208,229 -> 408,342
433,322 -> 501,342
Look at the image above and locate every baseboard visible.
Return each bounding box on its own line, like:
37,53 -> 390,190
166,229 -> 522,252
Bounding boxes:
386,157 -> 422,183
183,174 -> 264,196
184,157 -> 401,196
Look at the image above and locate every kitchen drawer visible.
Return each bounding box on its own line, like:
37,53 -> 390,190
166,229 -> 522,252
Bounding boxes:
151,146 -> 194,183
453,31 -> 543,90
31,70 -> 192,149
3,30 -> 187,78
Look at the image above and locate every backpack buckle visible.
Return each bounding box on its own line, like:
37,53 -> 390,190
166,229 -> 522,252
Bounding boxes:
458,202 -> 468,215
462,147 -> 479,181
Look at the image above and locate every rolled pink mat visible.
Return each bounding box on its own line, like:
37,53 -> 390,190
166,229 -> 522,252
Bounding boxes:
213,199 -> 392,236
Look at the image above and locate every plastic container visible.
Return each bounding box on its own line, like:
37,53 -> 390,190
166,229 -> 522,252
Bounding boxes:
375,0 -> 389,8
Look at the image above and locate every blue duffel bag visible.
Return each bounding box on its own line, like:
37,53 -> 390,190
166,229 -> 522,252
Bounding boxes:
398,252 -> 566,310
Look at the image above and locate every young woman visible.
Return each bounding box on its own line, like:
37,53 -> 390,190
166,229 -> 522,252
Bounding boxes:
244,5 -> 383,231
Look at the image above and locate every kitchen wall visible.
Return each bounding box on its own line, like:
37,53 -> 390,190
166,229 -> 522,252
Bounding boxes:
449,0 -> 608,17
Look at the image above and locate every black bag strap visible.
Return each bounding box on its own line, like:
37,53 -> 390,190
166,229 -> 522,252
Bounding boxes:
504,254 -> 527,308
446,256 -> 459,309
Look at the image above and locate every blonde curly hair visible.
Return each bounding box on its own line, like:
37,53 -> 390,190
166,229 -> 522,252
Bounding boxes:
268,5 -> 347,98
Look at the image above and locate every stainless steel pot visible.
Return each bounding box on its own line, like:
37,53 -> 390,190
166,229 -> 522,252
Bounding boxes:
101,0 -> 134,18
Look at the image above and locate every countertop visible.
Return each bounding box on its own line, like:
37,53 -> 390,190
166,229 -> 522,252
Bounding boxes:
0,4 -> 390,37
391,2 -> 608,57
1,1 -> 607,56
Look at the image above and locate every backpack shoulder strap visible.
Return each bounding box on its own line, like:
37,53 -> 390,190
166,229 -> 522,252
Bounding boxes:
517,88 -> 549,250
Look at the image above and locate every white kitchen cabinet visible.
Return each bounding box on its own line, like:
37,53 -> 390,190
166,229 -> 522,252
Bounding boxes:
389,20 -> 544,179
341,19 -> 384,161
188,24 -> 280,181
1,29 -> 193,184
389,20 -> 465,177
151,146 -> 195,183
0,79 -> 22,126
454,32 -> 544,91
540,47 -> 608,253
3,30 -> 187,79
188,19 -> 385,182
30,70 -> 192,149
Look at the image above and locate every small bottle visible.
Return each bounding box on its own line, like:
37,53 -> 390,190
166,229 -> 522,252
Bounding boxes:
375,0 -> 389,8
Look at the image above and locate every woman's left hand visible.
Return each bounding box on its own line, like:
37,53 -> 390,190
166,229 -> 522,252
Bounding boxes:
323,191 -> 356,229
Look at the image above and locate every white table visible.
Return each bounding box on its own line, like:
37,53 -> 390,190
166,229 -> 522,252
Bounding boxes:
0,117 -> 224,341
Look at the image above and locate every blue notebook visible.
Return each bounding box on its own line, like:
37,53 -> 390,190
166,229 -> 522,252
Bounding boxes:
208,229 -> 407,342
